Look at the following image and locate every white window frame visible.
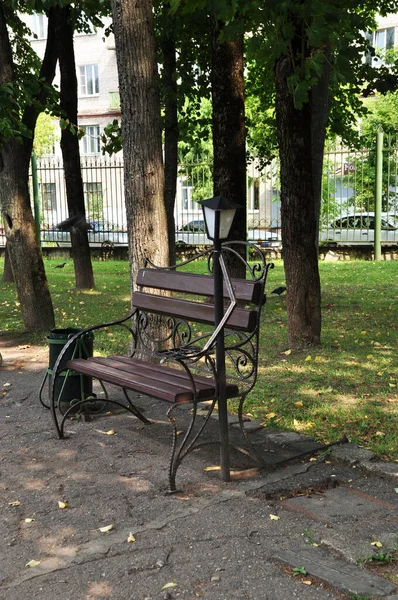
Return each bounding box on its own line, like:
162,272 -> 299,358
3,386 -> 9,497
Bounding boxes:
80,125 -> 101,155
371,27 -> 395,67
78,65 -> 99,97
31,13 -> 48,39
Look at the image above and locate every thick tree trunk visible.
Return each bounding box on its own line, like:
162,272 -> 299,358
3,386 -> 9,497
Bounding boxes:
211,25 -> 246,277
111,0 -> 169,291
0,3 -> 59,331
275,55 -> 321,347
161,7 -> 178,267
1,142 -> 55,330
57,4 -> 95,289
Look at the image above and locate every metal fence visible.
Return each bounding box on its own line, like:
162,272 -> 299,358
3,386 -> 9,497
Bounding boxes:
1,136 -> 397,248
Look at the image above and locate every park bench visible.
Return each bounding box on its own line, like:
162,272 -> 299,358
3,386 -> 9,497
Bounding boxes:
50,242 -> 273,492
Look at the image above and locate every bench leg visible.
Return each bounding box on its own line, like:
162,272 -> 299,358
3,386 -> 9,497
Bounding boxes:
167,399 -> 217,493
122,389 -> 151,424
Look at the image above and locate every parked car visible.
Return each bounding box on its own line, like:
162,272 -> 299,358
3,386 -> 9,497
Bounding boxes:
175,220 -> 209,246
320,213 -> 398,245
42,221 -> 128,247
175,219 -> 281,246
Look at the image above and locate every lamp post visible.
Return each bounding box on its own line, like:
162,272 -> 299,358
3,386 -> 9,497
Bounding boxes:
199,196 -> 241,482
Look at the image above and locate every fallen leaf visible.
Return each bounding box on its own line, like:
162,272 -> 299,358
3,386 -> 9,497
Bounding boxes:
371,541 -> 382,548
99,524 -> 114,533
204,466 -> 221,472
283,349 -> 292,355
105,429 -> 115,436
309,457 -> 317,462
394,488 -> 398,493
294,401 -> 303,408
314,355 -> 322,361
269,514 -> 280,520
3,382 -> 11,387
305,355 -> 312,362
302,580 -> 312,585
58,501 -> 68,509
162,582 -> 177,590
127,532 -> 136,543
265,412 -> 277,419
24,518 -> 34,523
26,560 -> 41,568
8,500 -> 21,507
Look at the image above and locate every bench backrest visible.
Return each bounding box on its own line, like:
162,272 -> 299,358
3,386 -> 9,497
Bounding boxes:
134,270 -> 261,333
132,244 -> 273,393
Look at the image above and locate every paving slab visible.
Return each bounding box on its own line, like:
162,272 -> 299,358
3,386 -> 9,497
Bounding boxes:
275,545 -> 397,598
282,485 -> 398,522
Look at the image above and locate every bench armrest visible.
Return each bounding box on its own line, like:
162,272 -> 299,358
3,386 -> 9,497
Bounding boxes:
51,308 -> 138,382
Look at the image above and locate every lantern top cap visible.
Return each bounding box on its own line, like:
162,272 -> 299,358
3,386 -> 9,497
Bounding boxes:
199,196 -> 242,211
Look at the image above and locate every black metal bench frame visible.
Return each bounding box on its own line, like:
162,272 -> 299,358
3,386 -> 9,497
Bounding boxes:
50,242 -> 273,491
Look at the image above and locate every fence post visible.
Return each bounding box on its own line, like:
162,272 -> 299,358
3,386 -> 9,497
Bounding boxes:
31,152 -> 41,248
374,131 -> 383,261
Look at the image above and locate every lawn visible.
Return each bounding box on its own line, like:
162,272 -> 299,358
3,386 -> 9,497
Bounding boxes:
0,256 -> 397,460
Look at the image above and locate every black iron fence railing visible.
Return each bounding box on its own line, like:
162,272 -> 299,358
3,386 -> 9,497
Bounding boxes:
0,136 -> 397,248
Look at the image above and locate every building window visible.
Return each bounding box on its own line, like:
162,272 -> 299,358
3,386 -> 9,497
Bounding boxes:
84,182 -> 103,221
78,65 -> 99,96
375,27 -> 395,52
248,178 -> 260,211
181,184 -> 194,211
80,125 -> 101,154
40,183 -> 56,211
31,13 -> 48,39
367,27 -> 395,66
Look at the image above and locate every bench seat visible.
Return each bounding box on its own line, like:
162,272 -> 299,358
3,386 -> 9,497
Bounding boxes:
67,356 -> 240,404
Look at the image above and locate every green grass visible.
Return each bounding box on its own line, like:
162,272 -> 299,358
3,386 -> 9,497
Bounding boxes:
1,256 -> 397,460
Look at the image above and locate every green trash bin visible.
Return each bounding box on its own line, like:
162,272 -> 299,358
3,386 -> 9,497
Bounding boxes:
39,328 -> 94,410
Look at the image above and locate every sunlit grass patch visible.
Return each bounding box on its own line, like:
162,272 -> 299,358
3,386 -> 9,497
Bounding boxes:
0,256 -> 397,459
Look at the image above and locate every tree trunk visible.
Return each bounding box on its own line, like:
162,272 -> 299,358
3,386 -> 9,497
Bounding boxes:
274,54 -> 321,348
161,6 -> 178,267
211,25 -> 246,277
57,5 -> 95,289
0,3 -> 59,331
0,141 -> 55,330
2,245 -> 14,282
111,0 -> 169,291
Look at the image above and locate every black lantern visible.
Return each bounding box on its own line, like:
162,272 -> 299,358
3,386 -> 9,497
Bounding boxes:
199,196 -> 241,242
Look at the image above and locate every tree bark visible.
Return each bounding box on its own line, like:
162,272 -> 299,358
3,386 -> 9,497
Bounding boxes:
0,4 -> 59,331
57,4 -> 95,289
1,142 -> 55,330
111,0 -> 169,292
274,54 -> 322,347
2,245 -> 14,282
211,24 -> 246,277
161,5 -> 178,267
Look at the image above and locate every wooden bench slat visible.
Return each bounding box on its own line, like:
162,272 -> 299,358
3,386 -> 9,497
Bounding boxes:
132,292 -> 257,332
67,357 -> 239,404
107,357 -> 221,386
137,269 -> 262,304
